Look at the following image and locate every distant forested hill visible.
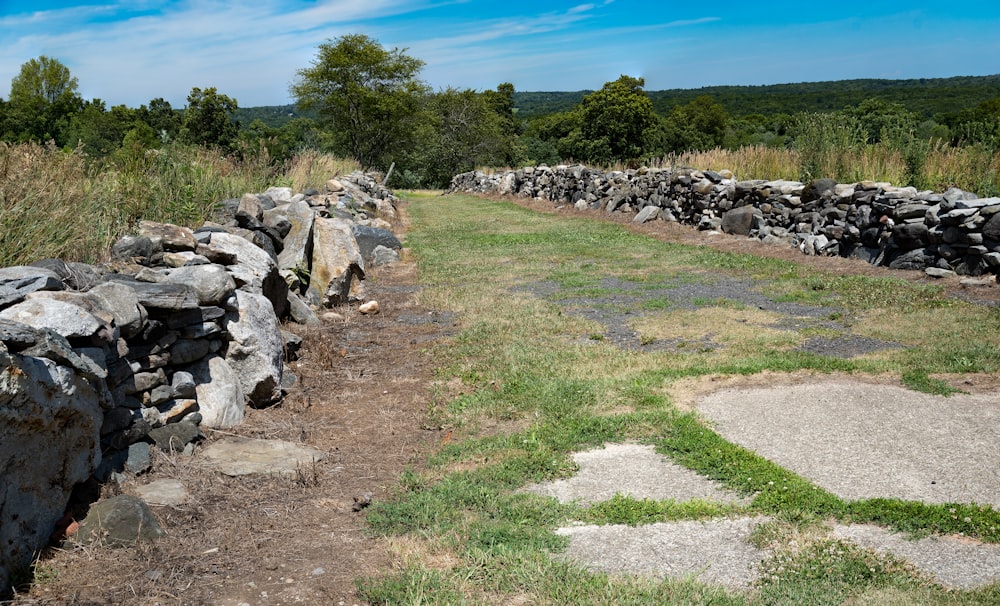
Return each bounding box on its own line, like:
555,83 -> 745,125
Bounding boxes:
512,74 -> 1000,119
233,104 -> 316,128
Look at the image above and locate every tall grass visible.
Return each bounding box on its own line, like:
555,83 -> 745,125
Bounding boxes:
283,149 -> 360,192
649,143 -> 999,195
0,141 -> 355,266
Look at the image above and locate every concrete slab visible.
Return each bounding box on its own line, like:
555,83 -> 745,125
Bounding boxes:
694,381 -> 1000,507
523,443 -> 746,505
555,517 -> 770,589
832,524 -> 1000,589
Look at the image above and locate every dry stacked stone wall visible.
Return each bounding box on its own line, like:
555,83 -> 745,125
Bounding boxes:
0,172 -> 401,595
450,165 -> 1000,278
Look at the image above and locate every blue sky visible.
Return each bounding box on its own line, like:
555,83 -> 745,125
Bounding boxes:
1,1 -> 999,108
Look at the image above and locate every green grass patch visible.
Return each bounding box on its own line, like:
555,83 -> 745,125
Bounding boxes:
368,192 -> 1000,604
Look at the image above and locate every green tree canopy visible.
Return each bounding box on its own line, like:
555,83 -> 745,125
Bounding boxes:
290,34 -> 428,169
578,75 -> 656,162
180,87 -> 239,151
6,55 -> 82,144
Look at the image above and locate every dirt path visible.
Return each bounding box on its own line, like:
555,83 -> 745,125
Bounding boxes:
17,216 -> 448,605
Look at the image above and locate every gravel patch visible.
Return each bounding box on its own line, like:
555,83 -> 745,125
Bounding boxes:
555,517 -> 770,589
831,524 -> 1000,589
523,443 -> 746,505
695,381 -> 1000,507
513,274 -> 902,356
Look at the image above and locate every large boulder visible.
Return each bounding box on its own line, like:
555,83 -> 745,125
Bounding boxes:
307,218 -> 365,307
275,200 -> 316,286
721,206 -> 763,236
188,355 -> 245,428
351,224 -> 401,265
1,347 -> 103,595
223,290 -> 283,407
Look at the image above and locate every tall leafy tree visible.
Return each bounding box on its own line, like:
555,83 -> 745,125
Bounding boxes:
138,97 -> 182,143
180,87 -> 239,151
290,34 -> 428,169
578,75 -> 656,162
6,55 -> 82,144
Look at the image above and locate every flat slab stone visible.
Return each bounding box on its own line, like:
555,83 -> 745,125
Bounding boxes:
200,436 -> 326,476
134,479 -> 190,507
555,517 -> 770,589
695,381 -> 1000,507
832,524 -> 1000,589
523,443 -> 745,505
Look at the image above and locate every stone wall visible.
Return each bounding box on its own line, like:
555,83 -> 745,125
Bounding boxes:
0,172 -> 401,595
449,165 -> 1000,278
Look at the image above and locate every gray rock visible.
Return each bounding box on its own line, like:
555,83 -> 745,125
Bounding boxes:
889,248 -> 937,270
209,232 -> 289,318
287,291 -> 320,326
125,442 -> 152,474
983,213 -> 1000,241
307,217 -> 365,307
169,339 -> 211,366
139,220 -> 197,252
200,436 -> 327,476
1,352 -> 102,593
370,245 -> 401,266
0,298 -> 102,339
87,281 -> 146,339
0,318 -> 41,351
721,206 -> 762,236
148,421 -> 201,453
275,200 -> 315,284
189,355 -> 245,429
111,235 -> 154,263
149,384 -> 174,406
171,371 -> 196,398
0,266 -> 64,309
924,267 -> 955,278
75,495 -> 165,547
224,291 -> 283,407
162,265 -> 236,306
282,330 -> 303,361
237,193 -> 264,222
633,205 -> 660,224
352,224 -> 402,263
115,280 -> 201,311
135,479 -> 189,507
263,186 -> 294,204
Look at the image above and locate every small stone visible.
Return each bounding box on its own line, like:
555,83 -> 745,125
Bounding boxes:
134,479 -> 190,507
359,301 -> 379,315
148,421 -> 201,452
75,495 -> 165,547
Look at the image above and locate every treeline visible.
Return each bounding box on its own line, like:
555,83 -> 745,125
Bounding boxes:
513,75 -> 1000,119
2,42 -> 1000,195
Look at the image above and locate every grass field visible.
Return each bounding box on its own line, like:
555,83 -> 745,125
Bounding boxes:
357,192 -> 1000,605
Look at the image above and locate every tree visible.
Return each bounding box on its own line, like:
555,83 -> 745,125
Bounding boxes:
138,98 -> 182,143
180,87 -> 239,150
578,75 -> 656,162
405,88 -> 515,187
6,55 -> 82,144
290,34 -> 428,169
649,95 -> 730,155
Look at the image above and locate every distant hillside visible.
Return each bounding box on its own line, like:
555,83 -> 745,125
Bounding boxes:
512,74 -> 1000,119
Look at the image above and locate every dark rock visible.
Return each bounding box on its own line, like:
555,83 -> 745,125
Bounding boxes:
720,205 -> 761,236
892,223 -> 930,249
801,179 -> 837,203
352,224 -> 402,263
75,495 -> 164,547
111,235 -> 154,263
148,421 -> 201,452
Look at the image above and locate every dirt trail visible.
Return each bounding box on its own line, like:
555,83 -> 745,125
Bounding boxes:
16,232 -> 448,605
